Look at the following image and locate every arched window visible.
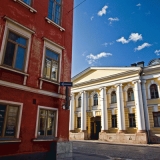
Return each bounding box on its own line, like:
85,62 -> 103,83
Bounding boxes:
127,88 -> 134,101
150,84 -> 159,99
111,91 -> 117,103
93,94 -> 98,106
78,96 -> 81,107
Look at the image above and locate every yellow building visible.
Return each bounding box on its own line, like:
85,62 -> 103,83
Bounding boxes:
69,60 -> 160,144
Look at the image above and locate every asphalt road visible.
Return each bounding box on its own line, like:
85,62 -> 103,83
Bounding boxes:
69,140 -> 160,160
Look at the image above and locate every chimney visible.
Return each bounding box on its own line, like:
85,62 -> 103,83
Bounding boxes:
131,63 -> 137,67
137,61 -> 144,67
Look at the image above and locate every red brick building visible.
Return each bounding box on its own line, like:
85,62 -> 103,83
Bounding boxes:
0,0 -> 73,159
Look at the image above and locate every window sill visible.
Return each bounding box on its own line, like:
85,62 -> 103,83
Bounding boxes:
39,78 -> 59,89
45,17 -> 65,32
33,137 -> 58,142
148,98 -> 159,100
0,65 -> 29,85
13,0 -> 37,13
128,127 -> 137,129
0,138 -> 21,143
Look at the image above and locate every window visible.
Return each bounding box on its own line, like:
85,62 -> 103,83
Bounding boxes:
128,88 -> 134,101
153,112 -> 160,127
0,104 -> 19,138
78,96 -> 81,108
48,0 -> 62,25
129,114 -> 136,127
3,31 -> 27,71
77,117 -> 81,128
22,0 -> 32,5
111,91 -> 117,103
150,84 -> 159,99
93,94 -> 98,106
38,109 -> 57,137
112,115 -> 117,128
44,48 -> 59,81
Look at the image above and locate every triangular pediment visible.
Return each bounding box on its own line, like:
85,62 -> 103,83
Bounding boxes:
72,67 -> 140,85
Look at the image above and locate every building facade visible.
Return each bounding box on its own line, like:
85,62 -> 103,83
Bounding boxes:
70,60 -> 160,144
0,0 -> 73,159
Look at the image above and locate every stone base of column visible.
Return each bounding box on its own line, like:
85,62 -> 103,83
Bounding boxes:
137,130 -> 146,133
80,130 -> 87,132
117,130 -> 126,133
101,130 -> 109,133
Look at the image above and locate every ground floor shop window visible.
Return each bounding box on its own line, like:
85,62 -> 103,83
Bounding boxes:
0,104 -> 19,138
129,113 -> 136,127
38,108 -> 57,137
77,117 -> 81,128
153,112 -> 160,127
111,115 -> 117,128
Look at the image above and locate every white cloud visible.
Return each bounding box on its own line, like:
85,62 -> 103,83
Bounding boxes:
117,33 -> 142,44
108,17 -> 119,21
136,3 -> 141,7
108,17 -> 119,25
98,5 -> 108,16
135,43 -> 152,51
102,41 -> 114,47
129,33 -> 142,42
155,50 -> 160,56
116,37 -> 129,44
90,16 -> 94,21
86,52 -> 112,64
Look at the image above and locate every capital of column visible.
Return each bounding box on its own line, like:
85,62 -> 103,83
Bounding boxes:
70,94 -> 75,101
115,83 -> 123,88
99,87 -> 106,91
132,79 -> 141,84
80,90 -> 86,95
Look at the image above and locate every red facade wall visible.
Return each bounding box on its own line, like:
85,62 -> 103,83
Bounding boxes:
0,0 -> 73,157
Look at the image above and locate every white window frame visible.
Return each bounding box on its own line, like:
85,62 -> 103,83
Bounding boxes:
0,16 -> 34,74
107,87 -> 117,104
40,38 -> 64,88
35,105 -> 58,138
147,80 -> 160,99
90,91 -> 99,107
13,0 -> 37,13
0,99 -> 23,139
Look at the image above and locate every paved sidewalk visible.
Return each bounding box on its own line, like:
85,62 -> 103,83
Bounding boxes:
71,140 -> 160,148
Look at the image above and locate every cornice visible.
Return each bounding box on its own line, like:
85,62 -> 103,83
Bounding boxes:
73,69 -> 141,88
72,66 -> 141,82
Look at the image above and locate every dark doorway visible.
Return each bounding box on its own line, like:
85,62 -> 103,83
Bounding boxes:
90,116 -> 101,140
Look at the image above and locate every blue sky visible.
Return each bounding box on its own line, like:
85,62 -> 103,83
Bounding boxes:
72,0 -> 160,77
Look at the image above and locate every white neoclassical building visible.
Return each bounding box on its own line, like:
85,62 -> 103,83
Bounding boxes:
69,59 -> 160,144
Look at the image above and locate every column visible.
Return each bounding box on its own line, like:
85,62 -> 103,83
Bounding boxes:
100,87 -> 108,132
81,91 -> 86,131
69,94 -> 75,131
141,80 -> 150,130
116,84 -> 126,132
133,80 -> 145,132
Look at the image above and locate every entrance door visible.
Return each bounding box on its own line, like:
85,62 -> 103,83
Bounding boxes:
90,116 -> 101,140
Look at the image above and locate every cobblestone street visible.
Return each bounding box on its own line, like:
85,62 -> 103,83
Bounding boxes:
69,140 -> 160,160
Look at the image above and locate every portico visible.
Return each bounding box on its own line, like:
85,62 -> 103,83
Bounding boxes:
69,66 -> 148,144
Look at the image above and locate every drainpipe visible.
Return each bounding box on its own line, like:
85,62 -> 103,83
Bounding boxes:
140,67 -> 150,144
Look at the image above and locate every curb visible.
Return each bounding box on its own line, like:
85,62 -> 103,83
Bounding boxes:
71,140 -> 160,148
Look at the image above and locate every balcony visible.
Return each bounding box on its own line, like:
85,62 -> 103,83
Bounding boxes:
91,105 -> 101,110
75,107 -> 81,112
110,103 -> 117,108
126,101 -> 135,107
